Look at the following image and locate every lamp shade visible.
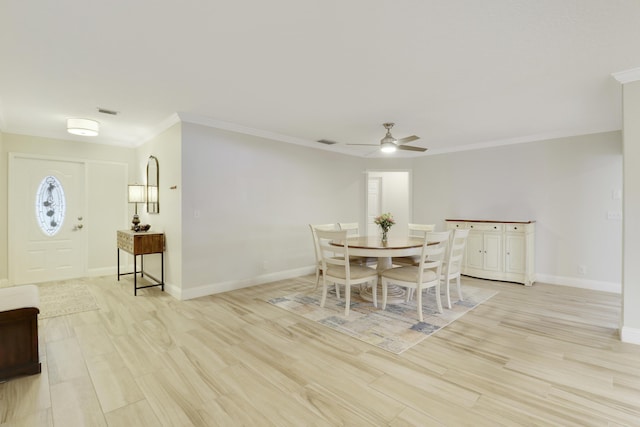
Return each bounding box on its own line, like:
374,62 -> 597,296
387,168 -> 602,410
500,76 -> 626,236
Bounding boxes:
67,118 -> 99,136
128,184 -> 146,203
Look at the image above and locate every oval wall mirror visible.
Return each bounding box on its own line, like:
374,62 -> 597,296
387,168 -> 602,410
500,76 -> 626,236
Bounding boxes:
147,155 -> 159,214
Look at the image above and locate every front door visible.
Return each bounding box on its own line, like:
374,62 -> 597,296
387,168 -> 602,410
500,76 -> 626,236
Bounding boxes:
9,155 -> 87,284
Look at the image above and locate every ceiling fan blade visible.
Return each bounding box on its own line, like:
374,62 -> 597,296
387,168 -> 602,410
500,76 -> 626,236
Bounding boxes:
397,145 -> 427,152
397,135 -> 420,144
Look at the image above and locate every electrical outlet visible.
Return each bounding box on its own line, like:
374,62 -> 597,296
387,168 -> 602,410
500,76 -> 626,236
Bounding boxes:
578,265 -> 586,275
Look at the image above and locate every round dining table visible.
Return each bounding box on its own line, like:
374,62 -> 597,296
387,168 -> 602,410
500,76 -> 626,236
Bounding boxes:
330,236 -> 425,303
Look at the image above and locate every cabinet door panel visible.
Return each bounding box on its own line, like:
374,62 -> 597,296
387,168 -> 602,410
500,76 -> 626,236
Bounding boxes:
483,233 -> 502,272
466,233 -> 484,269
506,234 -> 526,273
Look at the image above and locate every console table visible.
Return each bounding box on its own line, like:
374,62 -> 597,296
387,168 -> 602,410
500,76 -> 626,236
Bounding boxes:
445,219 -> 535,286
117,230 -> 165,295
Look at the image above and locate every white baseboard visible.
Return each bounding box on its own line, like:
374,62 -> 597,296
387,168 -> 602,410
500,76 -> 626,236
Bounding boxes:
88,267 -> 119,277
163,282 -> 181,300
179,266 -> 315,301
535,274 -> 621,294
621,326 -> 640,345
0,278 -> 10,288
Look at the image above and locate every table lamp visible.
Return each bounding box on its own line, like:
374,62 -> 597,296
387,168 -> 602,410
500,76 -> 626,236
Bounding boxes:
128,184 -> 146,229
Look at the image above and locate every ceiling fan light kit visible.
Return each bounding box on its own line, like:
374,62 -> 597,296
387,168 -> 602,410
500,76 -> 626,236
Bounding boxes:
381,141 -> 397,153
346,122 -> 426,153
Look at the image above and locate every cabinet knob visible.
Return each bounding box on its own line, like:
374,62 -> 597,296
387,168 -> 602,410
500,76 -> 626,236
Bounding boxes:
514,227 -> 518,230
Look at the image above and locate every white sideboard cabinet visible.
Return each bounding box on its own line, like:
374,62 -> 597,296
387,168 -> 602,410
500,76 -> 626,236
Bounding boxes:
445,219 -> 535,286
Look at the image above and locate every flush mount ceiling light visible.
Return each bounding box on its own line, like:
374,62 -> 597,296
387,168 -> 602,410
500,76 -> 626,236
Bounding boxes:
67,118 -> 99,136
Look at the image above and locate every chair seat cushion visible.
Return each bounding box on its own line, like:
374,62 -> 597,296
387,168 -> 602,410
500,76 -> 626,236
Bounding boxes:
326,265 -> 377,280
382,266 -> 438,283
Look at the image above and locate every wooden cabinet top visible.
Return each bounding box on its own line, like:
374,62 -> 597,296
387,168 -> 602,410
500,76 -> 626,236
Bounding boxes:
117,229 -> 165,236
445,219 -> 535,224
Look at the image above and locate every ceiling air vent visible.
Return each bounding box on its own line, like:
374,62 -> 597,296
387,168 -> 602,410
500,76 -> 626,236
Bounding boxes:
317,139 -> 338,145
97,107 -> 118,115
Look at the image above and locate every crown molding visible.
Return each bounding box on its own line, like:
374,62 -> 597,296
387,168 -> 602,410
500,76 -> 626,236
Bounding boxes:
176,112 -> 319,148
425,127 -> 620,156
175,112 -> 365,158
136,112 -> 181,146
612,67 -> 640,84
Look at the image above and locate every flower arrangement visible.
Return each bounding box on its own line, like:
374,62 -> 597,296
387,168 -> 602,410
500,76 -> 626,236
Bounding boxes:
374,212 -> 395,242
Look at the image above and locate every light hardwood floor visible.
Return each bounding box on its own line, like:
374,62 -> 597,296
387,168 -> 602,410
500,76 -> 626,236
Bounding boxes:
1,274 -> 639,426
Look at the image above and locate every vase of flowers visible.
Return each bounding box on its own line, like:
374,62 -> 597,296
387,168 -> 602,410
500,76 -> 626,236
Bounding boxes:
374,212 -> 395,243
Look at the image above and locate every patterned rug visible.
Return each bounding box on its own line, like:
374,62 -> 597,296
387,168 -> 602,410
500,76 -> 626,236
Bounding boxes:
267,284 -> 497,354
37,282 -> 100,319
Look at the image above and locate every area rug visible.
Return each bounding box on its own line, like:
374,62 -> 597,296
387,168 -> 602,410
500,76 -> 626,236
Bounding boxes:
267,284 -> 497,354
37,282 -> 100,319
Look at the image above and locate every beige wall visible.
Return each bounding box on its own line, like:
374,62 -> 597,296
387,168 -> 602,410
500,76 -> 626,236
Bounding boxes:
412,131 -> 623,291
179,122 -> 368,299
134,123 -> 183,297
0,131 -> 6,284
622,80 -> 640,343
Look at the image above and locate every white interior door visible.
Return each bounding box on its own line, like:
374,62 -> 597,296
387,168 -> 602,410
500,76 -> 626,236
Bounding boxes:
366,171 -> 411,238
9,155 -> 87,284
367,177 -> 382,236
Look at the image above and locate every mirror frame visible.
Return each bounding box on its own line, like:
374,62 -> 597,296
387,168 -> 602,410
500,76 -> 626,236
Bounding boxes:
146,155 -> 159,214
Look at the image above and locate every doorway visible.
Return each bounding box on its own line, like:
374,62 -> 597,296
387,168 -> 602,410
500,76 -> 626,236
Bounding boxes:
365,171 -> 411,238
9,155 -> 87,284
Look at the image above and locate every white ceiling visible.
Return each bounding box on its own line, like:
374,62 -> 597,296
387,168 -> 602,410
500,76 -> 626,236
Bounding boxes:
1,0 -> 639,158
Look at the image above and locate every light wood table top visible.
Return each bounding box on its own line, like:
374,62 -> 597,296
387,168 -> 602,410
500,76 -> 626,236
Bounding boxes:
332,236 -> 425,250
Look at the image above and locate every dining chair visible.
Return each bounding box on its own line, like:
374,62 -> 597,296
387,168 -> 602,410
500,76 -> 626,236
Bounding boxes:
337,222 -> 374,266
381,231 -> 450,321
337,222 -> 361,237
309,223 -> 339,294
441,228 -> 470,309
315,229 -> 379,316
392,223 -> 436,266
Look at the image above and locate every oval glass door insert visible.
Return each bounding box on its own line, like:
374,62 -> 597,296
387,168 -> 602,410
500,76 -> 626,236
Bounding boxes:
35,175 -> 66,236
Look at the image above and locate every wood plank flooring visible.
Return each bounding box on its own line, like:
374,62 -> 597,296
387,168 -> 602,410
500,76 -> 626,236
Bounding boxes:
1,274 -> 639,426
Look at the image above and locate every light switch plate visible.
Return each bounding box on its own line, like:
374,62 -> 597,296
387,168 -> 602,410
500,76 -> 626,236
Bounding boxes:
607,211 -> 622,220
612,189 -> 622,200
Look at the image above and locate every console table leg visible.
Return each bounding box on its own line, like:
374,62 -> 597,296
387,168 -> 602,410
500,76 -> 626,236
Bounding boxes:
134,255 -> 137,296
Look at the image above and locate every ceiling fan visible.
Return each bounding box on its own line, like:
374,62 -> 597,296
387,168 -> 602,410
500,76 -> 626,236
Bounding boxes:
348,123 -> 426,153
